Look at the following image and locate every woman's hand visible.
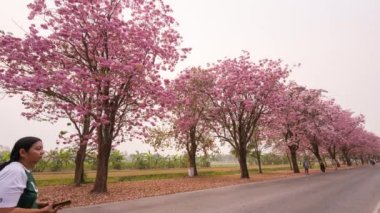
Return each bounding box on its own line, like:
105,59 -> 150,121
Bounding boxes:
0,203 -> 60,213
40,202 -> 59,213
37,201 -> 49,209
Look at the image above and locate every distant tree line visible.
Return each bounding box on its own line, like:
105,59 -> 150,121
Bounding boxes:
0,148 -> 294,172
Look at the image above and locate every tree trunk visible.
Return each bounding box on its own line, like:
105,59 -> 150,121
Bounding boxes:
188,148 -> 197,176
74,143 -> 87,186
327,146 -> 340,168
284,130 -> 298,173
92,125 -> 112,193
322,156 -> 328,169
252,137 -> 262,174
237,146 -> 249,179
256,149 -> 262,174
336,159 -> 341,168
288,145 -> 300,173
360,155 -> 364,165
342,148 -> 352,166
310,141 -> 325,173
286,152 -> 293,171
187,126 -> 198,177
74,115 -> 92,186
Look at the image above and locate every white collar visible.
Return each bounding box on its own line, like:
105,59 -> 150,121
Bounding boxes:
13,161 -> 31,172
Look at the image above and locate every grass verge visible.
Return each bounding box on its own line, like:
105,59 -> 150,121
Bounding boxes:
35,165 -> 291,186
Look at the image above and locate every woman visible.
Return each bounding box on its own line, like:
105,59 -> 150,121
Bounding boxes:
0,137 -> 58,213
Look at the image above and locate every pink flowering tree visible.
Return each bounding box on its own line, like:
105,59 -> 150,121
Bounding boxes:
167,67 -> 216,176
340,125 -> 367,166
349,130 -> 378,165
294,88 -> 330,172
248,121 -> 279,174
146,67 -> 216,176
273,82 -> 311,173
207,52 -> 289,178
359,132 -> 380,162
322,103 -> 364,168
0,0 -> 187,193
320,103 -> 346,168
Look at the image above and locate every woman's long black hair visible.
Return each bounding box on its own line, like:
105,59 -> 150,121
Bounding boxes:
0,136 -> 41,171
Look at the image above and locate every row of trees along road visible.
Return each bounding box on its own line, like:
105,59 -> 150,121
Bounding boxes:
0,0 -> 379,193
146,56 -> 380,179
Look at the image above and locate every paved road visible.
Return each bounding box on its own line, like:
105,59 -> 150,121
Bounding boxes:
62,166 -> 380,213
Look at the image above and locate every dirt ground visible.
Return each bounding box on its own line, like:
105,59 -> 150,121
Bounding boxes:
38,169 -> 328,208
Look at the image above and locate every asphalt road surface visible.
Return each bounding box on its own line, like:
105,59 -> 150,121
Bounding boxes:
62,165 -> 380,213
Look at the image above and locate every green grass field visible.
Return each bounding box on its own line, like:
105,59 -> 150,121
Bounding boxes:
34,164 -> 291,186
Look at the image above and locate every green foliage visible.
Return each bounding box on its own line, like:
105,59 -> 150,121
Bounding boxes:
48,148 -> 76,171
215,153 -> 288,166
109,150 -> 127,170
33,158 -> 50,172
260,153 -> 289,165
32,147 -> 287,173
31,148 -> 190,172
129,151 -> 187,169
198,155 -> 211,167
33,148 -> 76,172
0,150 -> 10,163
84,152 -> 97,170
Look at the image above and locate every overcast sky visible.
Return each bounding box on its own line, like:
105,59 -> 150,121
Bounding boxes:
0,0 -> 379,153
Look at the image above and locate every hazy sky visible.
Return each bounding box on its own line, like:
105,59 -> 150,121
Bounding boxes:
0,0 -> 379,153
